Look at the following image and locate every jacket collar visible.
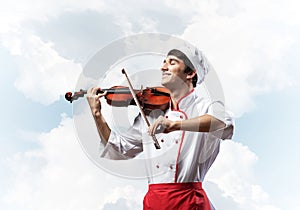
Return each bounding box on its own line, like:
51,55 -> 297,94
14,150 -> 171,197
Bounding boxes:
171,89 -> 196,111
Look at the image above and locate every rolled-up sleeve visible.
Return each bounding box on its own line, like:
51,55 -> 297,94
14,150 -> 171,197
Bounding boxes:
206,101 -> 234,140
100,115 -> 144,160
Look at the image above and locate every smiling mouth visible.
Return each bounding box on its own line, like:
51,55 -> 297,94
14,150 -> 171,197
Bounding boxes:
162,73 -> 171,78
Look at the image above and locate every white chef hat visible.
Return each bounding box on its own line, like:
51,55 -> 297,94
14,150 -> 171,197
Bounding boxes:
167,45 -> 213,85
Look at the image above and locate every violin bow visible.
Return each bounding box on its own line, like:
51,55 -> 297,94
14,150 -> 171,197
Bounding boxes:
121,69 -> 161,149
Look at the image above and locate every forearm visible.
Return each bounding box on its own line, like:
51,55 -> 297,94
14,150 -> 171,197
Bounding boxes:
171,114 -> 226,132
93,111 -> 111,144
86,87 -> 111,144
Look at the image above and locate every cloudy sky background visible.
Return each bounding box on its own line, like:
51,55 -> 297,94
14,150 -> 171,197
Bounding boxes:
1,0 -> 300,209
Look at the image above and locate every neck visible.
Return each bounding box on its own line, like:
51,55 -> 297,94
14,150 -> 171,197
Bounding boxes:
168,84 -> 193,108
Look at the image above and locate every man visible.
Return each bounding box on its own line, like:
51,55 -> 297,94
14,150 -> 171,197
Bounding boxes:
87,47 -> 234,209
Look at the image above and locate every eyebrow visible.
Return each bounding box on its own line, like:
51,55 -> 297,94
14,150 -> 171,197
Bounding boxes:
163,57 -> 181,63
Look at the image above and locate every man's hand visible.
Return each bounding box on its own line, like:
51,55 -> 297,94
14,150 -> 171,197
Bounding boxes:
86,87 -> 107,117
148,116 -> 178,136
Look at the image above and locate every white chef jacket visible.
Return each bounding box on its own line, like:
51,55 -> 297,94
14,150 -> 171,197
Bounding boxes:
100,89 -> 234,184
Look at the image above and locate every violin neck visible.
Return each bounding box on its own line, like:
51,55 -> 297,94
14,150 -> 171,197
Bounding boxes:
75,87 -> 132,95
100,88 -> 131,94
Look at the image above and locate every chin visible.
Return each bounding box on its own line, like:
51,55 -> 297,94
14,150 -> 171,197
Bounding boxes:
161,80 -> 168,87
161,82 -> 172,90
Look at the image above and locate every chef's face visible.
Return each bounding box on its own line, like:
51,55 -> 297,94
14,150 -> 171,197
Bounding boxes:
160,55 -> 187,88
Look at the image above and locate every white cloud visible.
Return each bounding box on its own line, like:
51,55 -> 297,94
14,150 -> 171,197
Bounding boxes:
0,115 -> 145,210
178,0 -> 298,116
1,0 -> 299,110
1,115 -> 281,210
206,141 -> 281,210
5,33 -> 82,105
1,0 -> 298,209
0,0 -> 109,105
0,0 -> 107,26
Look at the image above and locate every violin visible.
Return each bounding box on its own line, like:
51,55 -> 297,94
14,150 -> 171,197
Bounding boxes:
66,68 -> 164,149
65,86 -> 170,112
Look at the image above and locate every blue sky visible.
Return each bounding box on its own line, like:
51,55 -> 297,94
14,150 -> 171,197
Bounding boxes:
1,0 -> 299,209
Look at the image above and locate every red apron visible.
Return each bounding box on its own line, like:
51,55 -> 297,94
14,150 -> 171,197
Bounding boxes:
143,182 -> 212,210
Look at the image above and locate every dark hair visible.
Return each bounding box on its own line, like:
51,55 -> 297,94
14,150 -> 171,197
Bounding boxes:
184,66 -> 198,87
167,49 -> 198,87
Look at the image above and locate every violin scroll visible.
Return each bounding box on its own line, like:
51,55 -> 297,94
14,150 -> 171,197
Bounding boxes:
65,89 -> 88,103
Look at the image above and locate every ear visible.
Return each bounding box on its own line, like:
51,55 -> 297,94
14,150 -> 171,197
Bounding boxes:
186,70 -> 196,80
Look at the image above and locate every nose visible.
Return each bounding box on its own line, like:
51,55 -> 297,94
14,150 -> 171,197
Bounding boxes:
161,61 -> 168,72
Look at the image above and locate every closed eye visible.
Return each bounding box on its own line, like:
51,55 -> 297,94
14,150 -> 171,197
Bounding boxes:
169,58 -> 179,65
163,57 -> 180,65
